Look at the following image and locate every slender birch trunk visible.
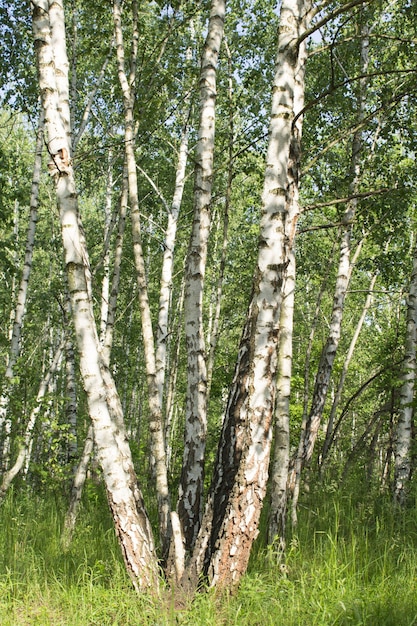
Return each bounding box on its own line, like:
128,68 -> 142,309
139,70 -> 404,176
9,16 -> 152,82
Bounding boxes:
113,0 -> 171,553
302,23 -> 369,468
178,0 -> 226,553
320,272 -> 377,468
102,166 -> 128,364
100,148 -> 114,343
61,424 -> 94,548
155,27 -> 193,411
267,28 -> 308,548
0,110 -> 44,469
32,0 -> 159,591
394,239 -> 417,504
155,113 -> 190,408
206,39 -> 232,400
183,0 -> 313,591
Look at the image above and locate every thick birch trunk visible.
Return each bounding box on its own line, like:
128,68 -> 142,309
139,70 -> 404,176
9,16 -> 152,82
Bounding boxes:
183,0 -> 312,591
178,0 -> 225,552
394,240 -> 417,504
268,26 -> 308,549
32,0 -> 159,591
113,0 -> 171,553
62,166 -> 127,545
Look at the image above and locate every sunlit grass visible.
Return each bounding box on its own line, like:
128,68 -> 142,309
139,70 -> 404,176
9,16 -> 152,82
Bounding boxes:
1,484 -> 417,625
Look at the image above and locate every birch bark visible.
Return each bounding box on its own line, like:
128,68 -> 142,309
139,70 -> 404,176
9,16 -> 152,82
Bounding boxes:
178,0 -> 226,553
32,0 -> 159,591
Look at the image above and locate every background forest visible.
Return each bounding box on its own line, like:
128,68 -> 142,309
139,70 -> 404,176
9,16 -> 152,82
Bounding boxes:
1,0 -> 417,623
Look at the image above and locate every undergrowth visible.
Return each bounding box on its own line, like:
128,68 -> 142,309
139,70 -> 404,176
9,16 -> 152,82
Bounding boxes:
1,483 -> 417,625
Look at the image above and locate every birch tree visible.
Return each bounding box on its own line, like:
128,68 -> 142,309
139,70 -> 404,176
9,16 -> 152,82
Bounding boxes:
31,0 -> 159,591
267,22 -> 308,549
178,0 -> 226,553
113,0 -> 171,553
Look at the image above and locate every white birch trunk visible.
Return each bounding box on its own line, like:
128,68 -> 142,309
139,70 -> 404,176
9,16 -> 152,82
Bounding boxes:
183,0 -> 313,591
61,424 -> 94,549
63,294 -> 78,465
62,166 -> 128,546
113,0 -> 171,553
32,0 -> 159,591
102,167 -> 128,364
100,149 -> 114,343
394,241 -> 417,504
178,0 -> 225,552
206,40 -> 232,399
155,116 -> 190,408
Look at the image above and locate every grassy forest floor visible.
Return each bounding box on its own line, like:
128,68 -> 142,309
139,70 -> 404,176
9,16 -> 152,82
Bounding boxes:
1,481 -> 417,626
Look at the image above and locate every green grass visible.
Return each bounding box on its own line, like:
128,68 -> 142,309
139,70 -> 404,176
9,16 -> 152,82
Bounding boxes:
1,485 -> 417,625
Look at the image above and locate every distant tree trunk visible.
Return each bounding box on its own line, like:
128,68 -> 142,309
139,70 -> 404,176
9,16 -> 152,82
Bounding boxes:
183,0 -> 313,591
320,272 -> 377,469
0,339 -> 65,501
302,23 -> 369,468
178,0 -> 226,553
394,239 -> 417,504
0,110 -> 44,470
267,25 -> 308,549
61,424 -> 94,549
32,0 -> 159,591
63,293 -> 78,468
